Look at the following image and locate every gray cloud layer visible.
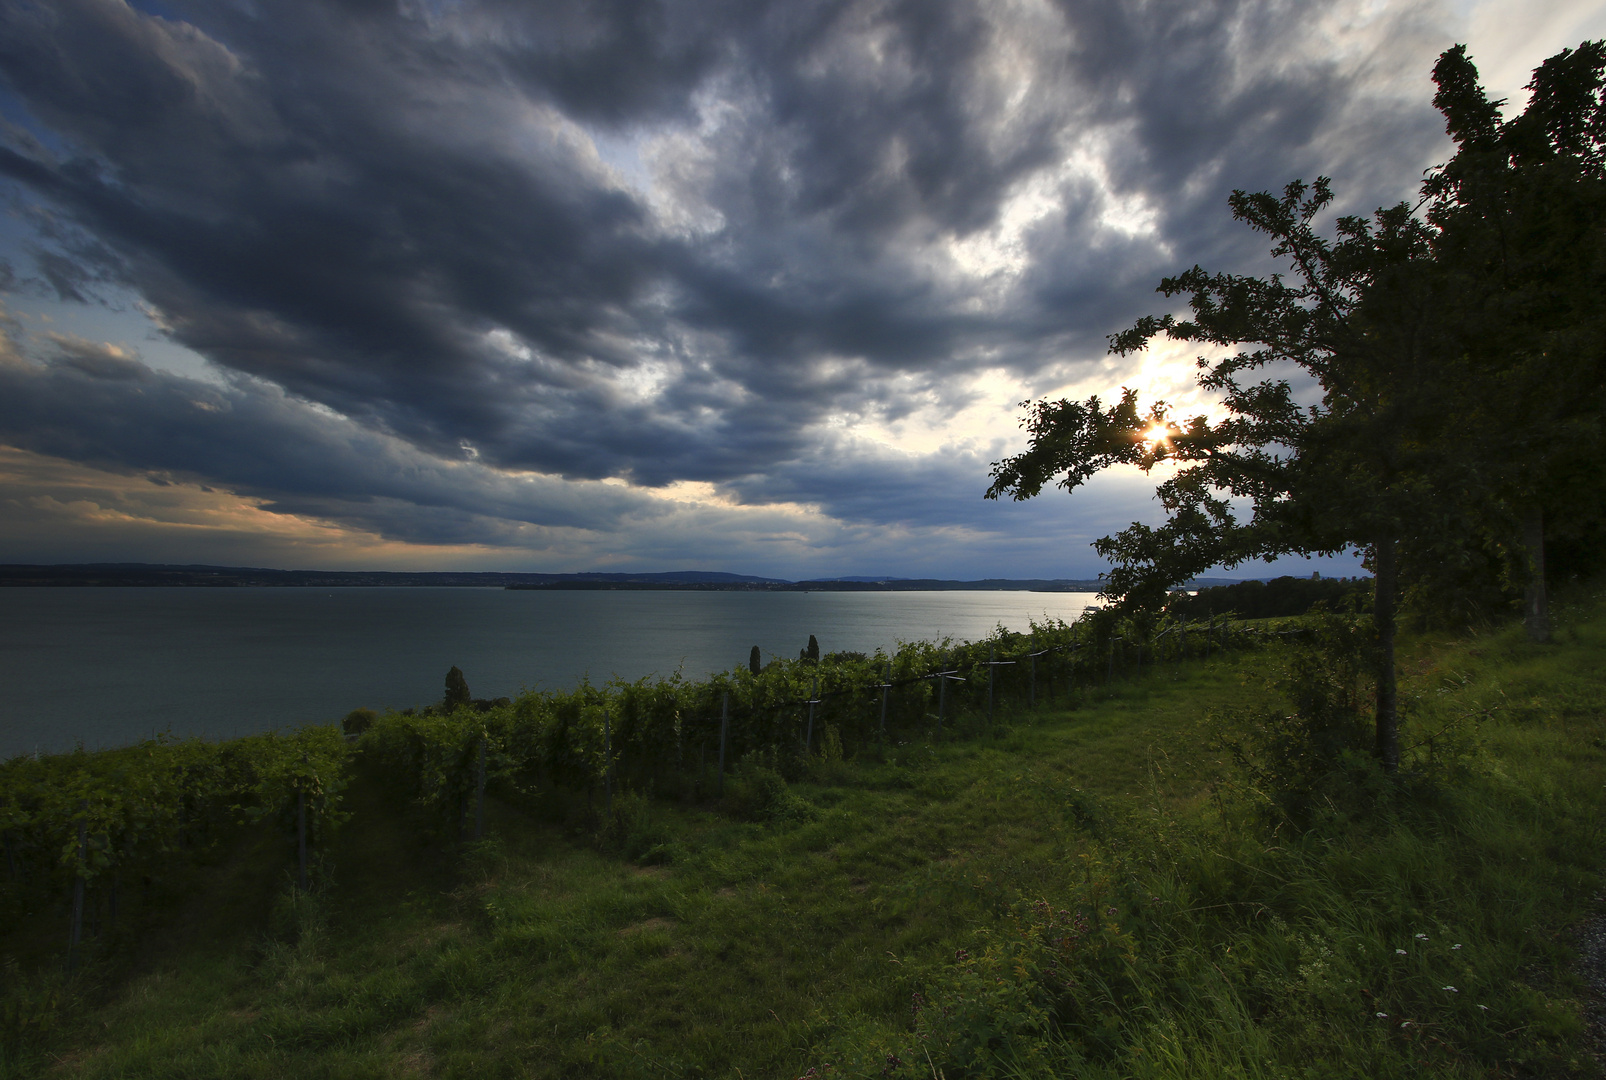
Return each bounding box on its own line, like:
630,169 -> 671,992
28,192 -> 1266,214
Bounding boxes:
0,0 -> 1452,570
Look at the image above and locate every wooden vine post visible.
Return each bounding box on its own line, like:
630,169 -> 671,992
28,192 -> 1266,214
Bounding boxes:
934,659 -> 963,740
474,736 -> 487,841
1029,647 -> 1037,708
297,787 -> 307,892
603,709 -> 613,816
805,676 -> 819,753
984,645 -> 1015,727
68,801 -> 87,973
988,644 -> 996,723
717,692 -> 729,797
878,660 -> 891,741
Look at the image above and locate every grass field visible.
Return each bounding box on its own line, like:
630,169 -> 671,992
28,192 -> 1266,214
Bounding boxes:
4,588 -> 1604,1079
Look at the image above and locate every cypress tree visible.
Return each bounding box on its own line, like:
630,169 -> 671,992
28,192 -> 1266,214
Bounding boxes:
443,666 -> 471,710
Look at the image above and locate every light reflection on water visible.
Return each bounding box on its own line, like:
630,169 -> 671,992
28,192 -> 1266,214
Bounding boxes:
1,587 -> 1101,756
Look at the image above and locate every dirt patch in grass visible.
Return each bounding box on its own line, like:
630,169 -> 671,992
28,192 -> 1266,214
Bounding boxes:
618,917 -> 676,936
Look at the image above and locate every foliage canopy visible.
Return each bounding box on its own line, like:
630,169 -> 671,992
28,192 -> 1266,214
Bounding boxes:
986,41 -> 1606,767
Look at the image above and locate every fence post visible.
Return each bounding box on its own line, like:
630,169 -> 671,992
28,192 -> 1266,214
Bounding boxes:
107,860 -> 119,930
68,803 -> 86,973
936,661 -> 946,738
879,660 -> 891,741
603,709 -> 613,816
717,692 -> 729,797
297,786 -> 308,892
988,644 -> 996,725
1030,651 -> 1037,708
805,676 -> 818,753
474,736 -> 487,841
177,763 -> 188,849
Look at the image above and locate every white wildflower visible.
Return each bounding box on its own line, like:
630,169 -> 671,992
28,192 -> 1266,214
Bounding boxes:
1395,949 -> 1407,955
1443,986 -> 1457,992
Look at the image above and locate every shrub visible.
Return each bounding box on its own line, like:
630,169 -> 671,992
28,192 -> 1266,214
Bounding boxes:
1210,614 -> 1381,831
341,707 -> 377,737
721,755 -> 815,824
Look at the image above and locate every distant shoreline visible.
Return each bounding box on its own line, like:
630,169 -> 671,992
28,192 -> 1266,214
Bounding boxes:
502,579 -> 1110,592
0,563 -> 1133,591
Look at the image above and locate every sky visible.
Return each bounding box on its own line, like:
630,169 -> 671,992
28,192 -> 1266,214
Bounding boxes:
0,0 -> 1601,580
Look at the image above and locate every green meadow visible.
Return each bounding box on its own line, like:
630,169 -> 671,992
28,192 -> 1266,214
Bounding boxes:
4,588 -> 1604,1079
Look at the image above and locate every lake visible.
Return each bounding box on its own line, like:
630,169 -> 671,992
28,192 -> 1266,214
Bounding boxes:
1,588 -> 1101,757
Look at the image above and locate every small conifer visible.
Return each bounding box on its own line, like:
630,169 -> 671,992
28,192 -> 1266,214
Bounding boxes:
443,666 -> 471,710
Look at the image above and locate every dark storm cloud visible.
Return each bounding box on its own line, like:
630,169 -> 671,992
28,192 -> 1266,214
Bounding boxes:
0,347 -> 654,544
0,0 -> 1450,540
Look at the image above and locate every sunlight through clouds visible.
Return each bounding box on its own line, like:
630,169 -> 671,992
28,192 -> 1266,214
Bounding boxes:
0,0 -> 1589,577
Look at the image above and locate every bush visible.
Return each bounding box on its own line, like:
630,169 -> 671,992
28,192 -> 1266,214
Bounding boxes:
341,707 -> 377,737
720,755 -> 815,824
1210,614 -> 1382,831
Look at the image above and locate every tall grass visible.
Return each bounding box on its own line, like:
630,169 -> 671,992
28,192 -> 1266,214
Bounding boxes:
1,589 -> 1600,1079
819,593 -> 1606,1078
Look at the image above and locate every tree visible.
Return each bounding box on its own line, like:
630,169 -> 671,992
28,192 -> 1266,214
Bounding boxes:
1421,42 -> 1606,641
443,666 -> 471,711
749,645 -> 762,676
987,43 -> 1606,767
987,176 -> 1447,772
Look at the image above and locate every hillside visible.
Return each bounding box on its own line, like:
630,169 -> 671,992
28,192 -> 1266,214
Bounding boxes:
2,590 -> 1603,1078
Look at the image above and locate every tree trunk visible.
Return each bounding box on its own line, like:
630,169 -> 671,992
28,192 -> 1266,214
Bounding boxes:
1373,535 -> 1400,774
1523,505 -> 1550,643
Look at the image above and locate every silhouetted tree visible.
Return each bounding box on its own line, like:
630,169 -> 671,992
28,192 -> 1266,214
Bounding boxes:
989,174 -> 1444,772
749,645 -> 762,675
1422,42 -> 1606,641
443,666 -> 471,710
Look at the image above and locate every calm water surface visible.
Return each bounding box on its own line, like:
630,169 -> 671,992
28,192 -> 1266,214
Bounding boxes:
2,588 -> 1100,756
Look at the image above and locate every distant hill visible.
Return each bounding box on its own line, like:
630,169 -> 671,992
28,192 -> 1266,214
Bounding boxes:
0,564 -> 789,588
0,563 -> 1267,592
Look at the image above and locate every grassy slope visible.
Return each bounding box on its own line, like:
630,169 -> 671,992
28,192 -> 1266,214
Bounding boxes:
7,590 -> 1605,1079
